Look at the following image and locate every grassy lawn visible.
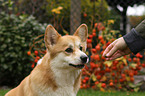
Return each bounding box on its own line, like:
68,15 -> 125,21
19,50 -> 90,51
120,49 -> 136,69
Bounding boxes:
0,89 -> 10,96
1,89 -> 145,96
77,89 -> 145,96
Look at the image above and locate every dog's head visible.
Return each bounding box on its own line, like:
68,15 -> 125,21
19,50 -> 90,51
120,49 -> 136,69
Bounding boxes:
44,24 -> 88,69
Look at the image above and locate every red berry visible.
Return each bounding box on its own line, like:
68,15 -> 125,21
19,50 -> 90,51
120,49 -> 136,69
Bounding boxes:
95,45 -> 100,51
94,55 -> 100,61
137,53 -> 143,58
129,73 -> 134,77
34,51 -> 38,56
113,60 -> 119,65
133,57 -> 137,62
101,39 -> 105,44
130,77 -> 134,82
137,66 -> 142,70
36,56 -> 40,60
83,13 -> 87,17
106,41 -> 111,46
112,66 -> 117,70
27,51 -> 31,55
85,65 -> 89,70
119,86 -> 122,89
82,79 -> 86,83
87,39 -> 92,43
95,64 -> 99,68
136,53 -> 140,58
97,75 -> 101,80
94,23 -> 98,28
134,71 -> 138,75
89,35 -> 93,39
84,77 -> 89,81
102,26 -> 105,31
34,59 -> 38,63
92,33 -> 96,37
142,63 -> 145,68
109,82 -> 114,86
31,63 -> 35,68
111,72 -> 115,76
90,62 -> 95,69
95,81 -> 99,85
121,74 -> 126,78
105,67 -> 111,72
109,79 -> 113,82
101,83 -> 106,88
92,49 -> 97,53
128,58 -> 132,62
140,55 -> 143,58
92,29 -> 96,33
114,79 -> 118,83
119,78 -> 124,83
98,36 -> 103,40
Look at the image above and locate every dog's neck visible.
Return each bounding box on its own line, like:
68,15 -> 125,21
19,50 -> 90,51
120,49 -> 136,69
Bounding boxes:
51,65 -> 81,87
41,53 -> 82,87
50,60 -> 81,87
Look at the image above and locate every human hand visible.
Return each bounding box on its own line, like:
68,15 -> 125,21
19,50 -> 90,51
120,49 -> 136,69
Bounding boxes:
103,37 -> 132,60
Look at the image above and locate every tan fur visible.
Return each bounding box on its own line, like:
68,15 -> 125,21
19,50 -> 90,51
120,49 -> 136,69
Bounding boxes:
5,24 -> 88,96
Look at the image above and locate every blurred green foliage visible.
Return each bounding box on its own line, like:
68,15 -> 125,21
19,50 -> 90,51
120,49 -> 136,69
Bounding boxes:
0,0 -> 119,87
1,0 -> 110,34
0,11 -> 47,86
81,0 -> 109,22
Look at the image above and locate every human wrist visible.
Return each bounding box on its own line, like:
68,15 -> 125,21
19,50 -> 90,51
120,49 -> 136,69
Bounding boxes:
123,28 -> 145,54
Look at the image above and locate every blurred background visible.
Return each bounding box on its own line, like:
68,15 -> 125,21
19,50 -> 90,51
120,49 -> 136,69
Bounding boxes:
1,0 -> 145,95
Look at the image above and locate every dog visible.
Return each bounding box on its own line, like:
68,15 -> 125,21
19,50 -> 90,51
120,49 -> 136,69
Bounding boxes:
5,24 -> 88,96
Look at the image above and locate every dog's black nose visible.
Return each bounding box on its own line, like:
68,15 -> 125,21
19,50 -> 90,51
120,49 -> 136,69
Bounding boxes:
80,56 -> 88,63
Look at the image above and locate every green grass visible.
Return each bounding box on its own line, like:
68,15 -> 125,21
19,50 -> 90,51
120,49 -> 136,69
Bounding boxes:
77,89 -> 145,96
0,89 -> 10,96
1,89 -> 145,96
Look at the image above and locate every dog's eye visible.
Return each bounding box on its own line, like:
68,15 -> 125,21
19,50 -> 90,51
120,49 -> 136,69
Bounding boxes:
65,48 -> 73,53
80,46 -> 83,51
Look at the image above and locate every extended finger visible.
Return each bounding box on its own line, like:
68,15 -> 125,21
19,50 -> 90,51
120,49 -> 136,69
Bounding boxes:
103,43 -> 114,57
106,44 -> 118,57
109,51 -> 123,60
105,51 -> 120,60
103,40 -> 117,57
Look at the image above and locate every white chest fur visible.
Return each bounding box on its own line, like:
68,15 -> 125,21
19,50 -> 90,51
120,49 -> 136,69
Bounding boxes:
35,53 -> 82,96
51,68 -> 81,96
35,69 -> 81,96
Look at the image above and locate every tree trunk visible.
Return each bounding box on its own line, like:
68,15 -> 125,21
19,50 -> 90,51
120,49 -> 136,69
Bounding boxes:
121,6 -> 127,36
70,0 -> 81,34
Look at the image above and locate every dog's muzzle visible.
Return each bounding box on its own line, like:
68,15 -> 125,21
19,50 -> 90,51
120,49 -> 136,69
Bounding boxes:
69,55 -> 89,69
69,63 -> 85,69
80,55 -> 88,63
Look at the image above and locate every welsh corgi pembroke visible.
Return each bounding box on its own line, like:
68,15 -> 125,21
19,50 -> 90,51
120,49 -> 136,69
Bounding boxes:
5,24 -> 89,96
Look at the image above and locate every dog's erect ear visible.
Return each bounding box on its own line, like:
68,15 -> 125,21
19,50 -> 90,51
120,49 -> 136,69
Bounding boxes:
73,24 -> 88,42
44,25 -> 61,49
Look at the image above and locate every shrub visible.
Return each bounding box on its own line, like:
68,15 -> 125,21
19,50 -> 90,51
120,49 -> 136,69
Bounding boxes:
1,0 -> 110,34
81,21 -> 145,92
27,19 -> 145,92
0,12 -> 47,86
27,20 -> 145,92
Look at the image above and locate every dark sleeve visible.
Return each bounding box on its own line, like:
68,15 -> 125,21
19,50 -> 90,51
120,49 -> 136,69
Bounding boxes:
123,28 -> 145,54
135,20 -> 145,39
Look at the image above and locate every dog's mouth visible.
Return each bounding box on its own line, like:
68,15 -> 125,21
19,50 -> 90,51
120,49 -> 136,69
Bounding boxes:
69,63 -> 85,69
